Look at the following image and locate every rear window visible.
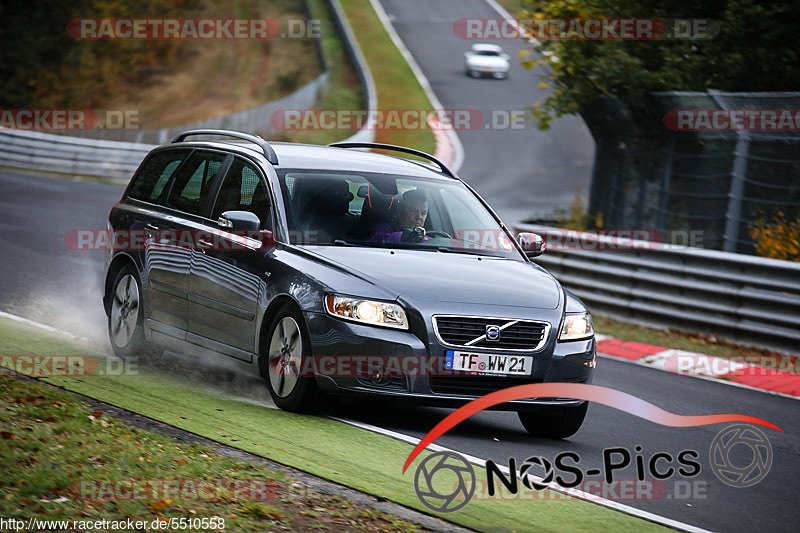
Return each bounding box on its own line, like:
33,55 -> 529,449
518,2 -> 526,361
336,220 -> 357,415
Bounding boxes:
127,150 -> 187,202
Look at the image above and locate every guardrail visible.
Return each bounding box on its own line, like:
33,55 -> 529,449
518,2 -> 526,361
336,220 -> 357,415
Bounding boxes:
0,128 -> 154,181
516,224 -> 800,354
0,0 -> 376,182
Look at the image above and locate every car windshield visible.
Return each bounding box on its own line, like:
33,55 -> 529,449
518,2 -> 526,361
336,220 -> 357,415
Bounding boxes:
277,169 -> 523,259
473,50 -> 500,56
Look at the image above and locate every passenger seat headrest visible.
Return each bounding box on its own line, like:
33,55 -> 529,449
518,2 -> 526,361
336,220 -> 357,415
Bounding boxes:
310,180 -> 353,215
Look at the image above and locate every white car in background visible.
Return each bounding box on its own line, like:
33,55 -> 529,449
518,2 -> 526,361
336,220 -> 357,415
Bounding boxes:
464,43 -> 510,79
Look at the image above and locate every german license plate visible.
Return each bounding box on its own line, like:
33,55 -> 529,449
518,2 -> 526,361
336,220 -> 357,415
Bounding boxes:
445,350 -> 532,376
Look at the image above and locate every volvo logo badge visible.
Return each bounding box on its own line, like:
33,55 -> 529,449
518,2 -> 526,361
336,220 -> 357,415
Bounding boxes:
485,325 -> 501,341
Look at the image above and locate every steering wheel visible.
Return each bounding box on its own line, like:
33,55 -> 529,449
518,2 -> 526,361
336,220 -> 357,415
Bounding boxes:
426,230 -> 451,239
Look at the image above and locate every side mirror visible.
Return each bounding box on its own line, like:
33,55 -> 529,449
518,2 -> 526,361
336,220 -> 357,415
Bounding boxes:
517,232 -> 545,258
219,210 -> 261,231
464,51 -> 472,58
501,53 -> 510,60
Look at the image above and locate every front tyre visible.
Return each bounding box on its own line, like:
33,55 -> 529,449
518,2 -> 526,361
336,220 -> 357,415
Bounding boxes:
518,403 -> 588,439
108,265 -> 160,362
264,303 -> 320,412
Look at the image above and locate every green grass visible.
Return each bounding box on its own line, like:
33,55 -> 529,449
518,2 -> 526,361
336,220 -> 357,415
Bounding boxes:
339,0 -> 436,155
594,314 -> 789,359
274,0 -> 365,145
0,375 -> 421,531
495,0 -> 530,16
0,316 -> 669,532
275,0 -> 439,154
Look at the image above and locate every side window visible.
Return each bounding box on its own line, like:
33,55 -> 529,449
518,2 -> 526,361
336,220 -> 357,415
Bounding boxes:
212,158 -> 272,229
166,151 -> 228,216
127,150 -> 187,202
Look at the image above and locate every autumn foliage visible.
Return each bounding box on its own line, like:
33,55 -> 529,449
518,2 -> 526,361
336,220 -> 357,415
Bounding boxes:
749,212 -> 800,262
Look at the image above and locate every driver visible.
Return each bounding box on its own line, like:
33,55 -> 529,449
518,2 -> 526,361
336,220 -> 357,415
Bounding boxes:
369,188 -> 430,243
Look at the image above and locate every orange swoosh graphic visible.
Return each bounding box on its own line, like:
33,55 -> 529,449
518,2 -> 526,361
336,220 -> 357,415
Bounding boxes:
403,383 -> 783,473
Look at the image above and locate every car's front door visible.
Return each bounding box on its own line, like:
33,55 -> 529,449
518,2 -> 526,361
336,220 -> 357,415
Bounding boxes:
187,156 -> 274,361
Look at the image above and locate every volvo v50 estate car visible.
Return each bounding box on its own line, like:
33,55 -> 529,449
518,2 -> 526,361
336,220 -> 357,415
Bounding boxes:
104,130 -> 596,438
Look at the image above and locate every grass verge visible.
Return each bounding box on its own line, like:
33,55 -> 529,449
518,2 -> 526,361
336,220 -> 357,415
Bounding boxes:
273,0 -> 365,145
594,314 -> 793,360
339,0 -> 436,155
0,375 -> 421,531
494,0 -> 529,16
0,316 -> 669,533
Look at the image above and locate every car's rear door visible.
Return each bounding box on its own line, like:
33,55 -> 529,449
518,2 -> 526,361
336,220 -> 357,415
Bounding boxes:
122,148 -> 189,337
186,156 -> 275,361
146,149 -> 231,343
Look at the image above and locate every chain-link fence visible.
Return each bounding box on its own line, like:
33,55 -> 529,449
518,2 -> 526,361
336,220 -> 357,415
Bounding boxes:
582,91 -> 800,255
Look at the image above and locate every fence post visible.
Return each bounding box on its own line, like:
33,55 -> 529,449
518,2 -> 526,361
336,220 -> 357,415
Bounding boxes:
656,132 -> 675,233
709,90 -> 748,253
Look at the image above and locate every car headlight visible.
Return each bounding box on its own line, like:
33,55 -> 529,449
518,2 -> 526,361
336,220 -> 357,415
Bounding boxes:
324,294 -> 408,330
558,312 -> 594,341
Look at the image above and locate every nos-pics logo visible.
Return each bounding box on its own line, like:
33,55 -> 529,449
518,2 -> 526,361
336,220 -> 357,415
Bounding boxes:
414,451 -> 476,513
413,424 -> 773,513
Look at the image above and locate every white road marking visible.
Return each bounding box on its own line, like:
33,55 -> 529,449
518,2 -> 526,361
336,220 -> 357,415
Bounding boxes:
0,310 -> 76,338
333,416 -> 714,533
367,0 -> 465,173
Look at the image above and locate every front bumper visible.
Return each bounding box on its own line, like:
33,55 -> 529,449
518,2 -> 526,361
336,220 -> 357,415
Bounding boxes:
465,64 -> 509,76
304,311 -> 595,412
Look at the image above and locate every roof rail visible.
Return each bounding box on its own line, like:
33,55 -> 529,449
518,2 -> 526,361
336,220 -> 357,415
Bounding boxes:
329,142 -> 456,178
172,129 -> 278,165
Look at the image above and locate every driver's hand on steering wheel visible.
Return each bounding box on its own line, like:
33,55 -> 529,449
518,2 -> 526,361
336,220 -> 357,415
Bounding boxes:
401,226 -> 426,243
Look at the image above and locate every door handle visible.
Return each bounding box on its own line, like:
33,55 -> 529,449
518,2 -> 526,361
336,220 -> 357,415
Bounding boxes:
144,223 -> 159,231
196,238 -> 213,250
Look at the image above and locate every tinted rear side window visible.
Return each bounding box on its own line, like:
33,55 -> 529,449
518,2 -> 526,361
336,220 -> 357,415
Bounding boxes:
166,151 -> 228,216
128,150 -> 187,202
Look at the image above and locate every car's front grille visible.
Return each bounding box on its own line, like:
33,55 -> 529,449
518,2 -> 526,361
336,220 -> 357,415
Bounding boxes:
430,375 -> 538,396
433,316 -> 549,351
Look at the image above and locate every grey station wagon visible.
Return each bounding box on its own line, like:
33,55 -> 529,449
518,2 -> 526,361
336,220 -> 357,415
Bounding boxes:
104,129 -> 596,438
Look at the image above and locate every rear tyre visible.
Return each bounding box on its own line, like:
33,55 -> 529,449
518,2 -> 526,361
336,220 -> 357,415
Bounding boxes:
107,265 -> 161,363
518,402 -> 588,439
264,303 -> 320,412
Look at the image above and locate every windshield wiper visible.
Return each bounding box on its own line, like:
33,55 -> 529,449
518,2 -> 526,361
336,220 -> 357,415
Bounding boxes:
435,246 -> 501,258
